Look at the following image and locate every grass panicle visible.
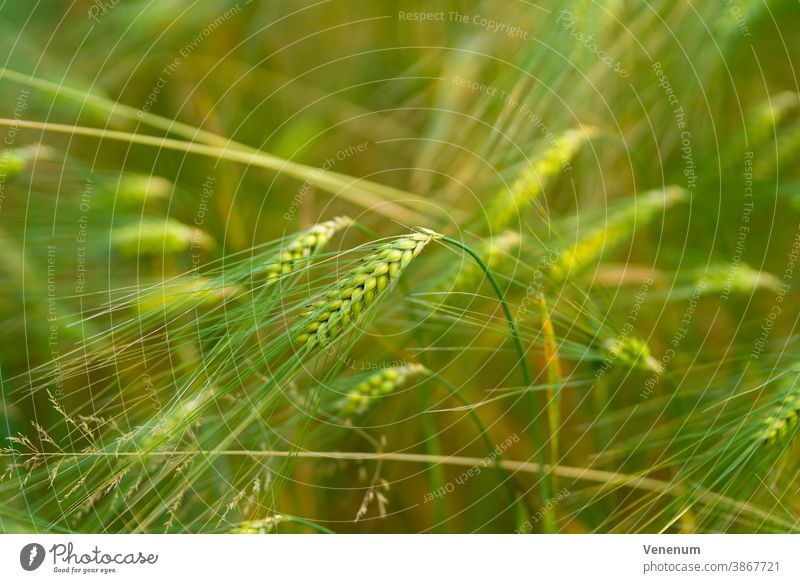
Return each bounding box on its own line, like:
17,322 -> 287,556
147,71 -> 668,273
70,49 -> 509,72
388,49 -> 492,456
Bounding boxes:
696,263 -> 781,296
0,144 -> 53,178
136,276 -> 240,315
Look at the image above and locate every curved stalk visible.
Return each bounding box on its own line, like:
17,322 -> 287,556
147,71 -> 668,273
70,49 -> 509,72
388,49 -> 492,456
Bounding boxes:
439,236 -> 531,385
439,235 -> 553,532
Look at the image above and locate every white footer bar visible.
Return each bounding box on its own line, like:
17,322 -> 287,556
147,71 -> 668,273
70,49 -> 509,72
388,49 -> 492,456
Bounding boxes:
1,534 -> 797,582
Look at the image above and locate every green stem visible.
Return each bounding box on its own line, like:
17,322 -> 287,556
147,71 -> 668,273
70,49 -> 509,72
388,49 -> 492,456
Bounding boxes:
426,371 -> 519,515
342,220 -> 450,529
278,514 -> 336,534
0,116 -> 425,224
440,237 -> 531,385
440,235 -> 552,532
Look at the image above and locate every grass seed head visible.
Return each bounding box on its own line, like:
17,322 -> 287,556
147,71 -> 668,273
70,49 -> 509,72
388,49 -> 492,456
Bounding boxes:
759,380 -> 800,446
116,173 -> 172,204
112,218 -> 214,256
0,144 -> 53,178
233,515 -> 284,533
486,126 -> 598,231
551,186 -> 686,282
602,336 -> 663,375
296,230 -> 441,350
0,149 -> 26,178
136,276 -> 240,314
265,216 -> 352,282
338,363 -> 428,416
695,263 -> 781,295
748,91 -> 800,146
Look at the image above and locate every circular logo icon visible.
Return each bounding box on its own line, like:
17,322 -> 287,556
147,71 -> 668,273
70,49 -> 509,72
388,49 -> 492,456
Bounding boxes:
20,543 -> 46,571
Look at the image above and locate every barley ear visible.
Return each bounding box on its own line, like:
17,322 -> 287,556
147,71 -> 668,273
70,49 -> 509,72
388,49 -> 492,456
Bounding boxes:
486,126 -> 598,231
759,390 -> 800,446
0,144 -> 53,178
116,173 -> 172,204
602,336 -> 664,375
550,186 -> 685,282
264,216 -> 353,283
338,363 -> 428,416
296,229 -> 441,351
111,218 -> 214,256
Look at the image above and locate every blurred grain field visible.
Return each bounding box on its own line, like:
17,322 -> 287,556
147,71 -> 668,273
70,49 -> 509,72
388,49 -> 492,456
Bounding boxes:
1,0 -> 799,533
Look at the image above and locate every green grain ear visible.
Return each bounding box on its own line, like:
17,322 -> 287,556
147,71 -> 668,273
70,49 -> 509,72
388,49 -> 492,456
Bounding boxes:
485,126 -> 598,231
551,186 -> 686,282
0,144 -> 52,178
337,363 -> 428,416
263,216 -> 352,283
296,229 -> 441,350
111,218 -> 214,256
759,386 -> 800,446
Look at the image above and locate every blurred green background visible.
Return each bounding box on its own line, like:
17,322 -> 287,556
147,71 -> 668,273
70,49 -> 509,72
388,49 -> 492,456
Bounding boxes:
1,1 -> 799,533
